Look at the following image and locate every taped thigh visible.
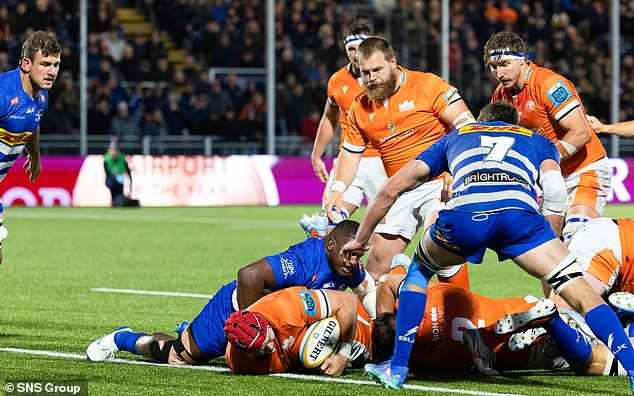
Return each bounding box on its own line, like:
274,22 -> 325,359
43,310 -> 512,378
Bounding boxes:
542,254 -> 584,294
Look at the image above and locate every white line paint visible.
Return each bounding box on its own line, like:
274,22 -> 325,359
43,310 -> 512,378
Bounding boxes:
91,288 -> 213,299
0,347 -> 524,396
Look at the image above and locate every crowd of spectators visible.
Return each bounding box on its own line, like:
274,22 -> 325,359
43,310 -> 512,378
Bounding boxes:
1,0 -> 633,151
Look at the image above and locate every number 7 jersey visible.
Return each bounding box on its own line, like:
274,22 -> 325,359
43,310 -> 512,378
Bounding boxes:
416,121 -> 560,214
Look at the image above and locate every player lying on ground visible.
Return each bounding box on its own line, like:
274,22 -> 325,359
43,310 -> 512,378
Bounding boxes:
224,286 -> 372,376
376,272 -> 632,377
86,221 -> 379,364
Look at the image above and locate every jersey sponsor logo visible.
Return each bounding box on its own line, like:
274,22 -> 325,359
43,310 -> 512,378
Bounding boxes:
546,81 -> 572,108
443,87 -> 457,102
369,113 -> 375,122
35,109 -> 43,122
458,124 -> 532,136
463,170 -> 529,187
321,281 -> 335,289
399,71 -> 407,85
280,257 -> 295,279
430,306 -> 446,342
10,97 -> 18,106
398,100 -> 415,112
299,290 -> 317,315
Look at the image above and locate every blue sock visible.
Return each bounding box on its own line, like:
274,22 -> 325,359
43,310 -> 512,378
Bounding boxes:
114,330 -> 145,354
585,304 -> 634,371
544,316 -> 591,364
391,290 -> 427,368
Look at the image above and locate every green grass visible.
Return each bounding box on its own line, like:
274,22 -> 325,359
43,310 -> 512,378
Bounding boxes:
0,205 -> 632,395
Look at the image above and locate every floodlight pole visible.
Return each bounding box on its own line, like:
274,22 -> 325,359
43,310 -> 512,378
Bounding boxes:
79,0 -> 87,156
610,0 -> 620,158
266,0 -> 275,155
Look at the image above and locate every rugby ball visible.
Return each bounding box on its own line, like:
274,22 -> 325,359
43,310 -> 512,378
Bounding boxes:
299,317 -> 341,369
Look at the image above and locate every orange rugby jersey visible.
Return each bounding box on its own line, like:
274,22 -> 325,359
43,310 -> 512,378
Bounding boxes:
409,282 -> 532,371
225,287 -> 372,374
328,64 -> 379,157
491,61 -> 606,176
342,66 -> 458,177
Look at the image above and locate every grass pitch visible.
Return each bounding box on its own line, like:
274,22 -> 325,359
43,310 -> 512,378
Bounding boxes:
0,205 -> 633,395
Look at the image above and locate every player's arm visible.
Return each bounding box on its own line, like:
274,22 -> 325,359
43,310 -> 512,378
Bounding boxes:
537,159 -> 566,236
24,126 -> 41,182
236,258 -> 277,309
376,273 -> 405,315
439,96 -> 475,130
351,271 -> 377,319
341,159 -> 431,262
555,108 -> 592,161
324,149 -> 362,222
587,115 -> 634,138
319,289 -> 358,376
311,100 -> 340,183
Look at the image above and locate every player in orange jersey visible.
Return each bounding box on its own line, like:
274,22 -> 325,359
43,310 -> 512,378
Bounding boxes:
309,19 -> 387,221
374,274 -> 633,378
324,36 -> 475,281
484,31 -> 610,243
224,286 -> 372,376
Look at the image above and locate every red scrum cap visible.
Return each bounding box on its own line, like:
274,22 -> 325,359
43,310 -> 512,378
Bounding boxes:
224,310 -> 270,352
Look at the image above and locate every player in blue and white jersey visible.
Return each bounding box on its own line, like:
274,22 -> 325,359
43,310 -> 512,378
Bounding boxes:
0,31 -> 61,264
86,220 -> 379,365
342,101 -> 634,392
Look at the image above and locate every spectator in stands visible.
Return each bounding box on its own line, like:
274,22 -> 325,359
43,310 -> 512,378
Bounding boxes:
110,101 -> 141,142
88,97 -> 112,135
239,91 -> 266,141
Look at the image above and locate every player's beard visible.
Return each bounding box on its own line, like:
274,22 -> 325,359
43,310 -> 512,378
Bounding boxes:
364,69 -> 398,102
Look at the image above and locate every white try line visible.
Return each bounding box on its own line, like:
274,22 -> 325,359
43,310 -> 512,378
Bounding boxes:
0,347 -> 524,396
91,288 -> 214,299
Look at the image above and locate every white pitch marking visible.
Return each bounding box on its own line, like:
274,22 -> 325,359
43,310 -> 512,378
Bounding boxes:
91,288 -> 213,299
0,347 -> 524,396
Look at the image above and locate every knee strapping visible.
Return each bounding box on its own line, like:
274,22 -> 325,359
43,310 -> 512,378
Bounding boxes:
562,215 -> 591,242
415,239 -> 444,277
542,254 -> 584,294
149,339 -> 177,363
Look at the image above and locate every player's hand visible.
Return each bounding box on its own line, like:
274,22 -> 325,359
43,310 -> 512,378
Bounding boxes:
324,190 -> 344,223
320,353 -> 349,376
441,173 -> 453,202
586,115 -> 605,133
340,239 -> 369,265
312,157 -> 329,183
24,154 -> 41,182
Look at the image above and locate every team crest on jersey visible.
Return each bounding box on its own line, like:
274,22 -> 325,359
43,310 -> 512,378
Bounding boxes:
546,81 -> 572,108
40,93 -> 46,103
299,290 -> 317,315
342,85 -> 348,94
10,97 -> 18,106
398,100 -> 415,112
443,87 -> 457,102
387,123 -> 396,132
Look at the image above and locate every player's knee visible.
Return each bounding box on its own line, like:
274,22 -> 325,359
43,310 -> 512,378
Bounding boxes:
542,253 -> 584,296
148,339 -> 175,363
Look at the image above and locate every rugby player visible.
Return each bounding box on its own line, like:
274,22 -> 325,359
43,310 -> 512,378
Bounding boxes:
485,31 -> 610,243
324,36 -> 475,284
0,31 -> 61,264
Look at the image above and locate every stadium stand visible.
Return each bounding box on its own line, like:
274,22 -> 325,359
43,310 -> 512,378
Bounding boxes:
1,0 -> 633,155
